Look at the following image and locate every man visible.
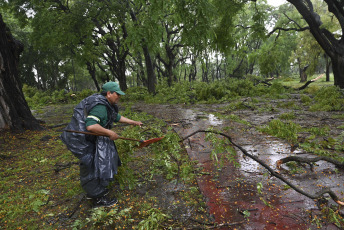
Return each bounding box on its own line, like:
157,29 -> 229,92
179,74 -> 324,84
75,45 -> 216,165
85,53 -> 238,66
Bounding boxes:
60,81 -> 142,208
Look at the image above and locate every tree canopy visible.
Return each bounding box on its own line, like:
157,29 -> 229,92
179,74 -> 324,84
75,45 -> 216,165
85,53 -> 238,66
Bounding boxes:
1,0 -> 343,95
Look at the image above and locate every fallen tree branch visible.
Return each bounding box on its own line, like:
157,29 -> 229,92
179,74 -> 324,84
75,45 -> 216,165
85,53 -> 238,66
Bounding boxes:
182,130 -> 344,206
54,162 -> 79,173
277,155 -> 344,169
298,74 -> 325,90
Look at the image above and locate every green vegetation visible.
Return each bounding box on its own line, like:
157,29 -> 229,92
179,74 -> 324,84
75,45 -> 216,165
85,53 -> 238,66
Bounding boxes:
259,119 -> 301,144
279,112 -> 296,120
23,79 -> 297,108
2,0 -> 344,227
3,77 -> 344,228
309,86 -> 344,111
205,129 -> 239,169
0,106 -> 207,229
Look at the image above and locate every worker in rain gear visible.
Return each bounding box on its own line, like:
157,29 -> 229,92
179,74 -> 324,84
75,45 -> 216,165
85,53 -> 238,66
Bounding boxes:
60,81 -> 142,208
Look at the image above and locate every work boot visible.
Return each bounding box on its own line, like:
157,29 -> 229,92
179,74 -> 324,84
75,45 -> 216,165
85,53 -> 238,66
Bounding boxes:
92,195 -> 118,208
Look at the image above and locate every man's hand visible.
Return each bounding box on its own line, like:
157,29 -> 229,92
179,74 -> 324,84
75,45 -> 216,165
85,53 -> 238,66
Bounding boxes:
119,116 -> 143,127
132,121 -> 143,127
108,130 -> 120,141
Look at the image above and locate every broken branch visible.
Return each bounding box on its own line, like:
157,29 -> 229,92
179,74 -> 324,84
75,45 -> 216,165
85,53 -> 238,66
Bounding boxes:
298,74 -> 325,90
277,155 -> 344,169
183,130 -> 344,206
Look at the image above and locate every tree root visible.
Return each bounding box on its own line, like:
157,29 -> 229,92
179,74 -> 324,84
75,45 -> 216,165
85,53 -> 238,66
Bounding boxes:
182,130 -> 344,206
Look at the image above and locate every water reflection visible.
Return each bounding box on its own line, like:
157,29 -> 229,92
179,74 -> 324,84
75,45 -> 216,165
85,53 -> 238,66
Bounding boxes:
208,114 -> 223,126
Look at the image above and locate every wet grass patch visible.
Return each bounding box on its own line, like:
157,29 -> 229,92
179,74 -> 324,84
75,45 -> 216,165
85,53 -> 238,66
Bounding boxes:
0,103 -> 210,229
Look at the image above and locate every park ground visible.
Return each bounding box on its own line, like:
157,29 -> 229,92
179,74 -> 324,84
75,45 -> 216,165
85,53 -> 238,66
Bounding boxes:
1,81 -> 344,229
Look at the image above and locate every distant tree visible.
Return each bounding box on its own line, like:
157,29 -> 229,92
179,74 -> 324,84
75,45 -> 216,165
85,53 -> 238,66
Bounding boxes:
0,14 -> 42,131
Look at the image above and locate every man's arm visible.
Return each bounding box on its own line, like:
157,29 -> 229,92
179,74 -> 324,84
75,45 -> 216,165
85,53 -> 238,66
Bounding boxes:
86,116 -> 142,140
86,124 -> 119,140
119,116 -> 143,127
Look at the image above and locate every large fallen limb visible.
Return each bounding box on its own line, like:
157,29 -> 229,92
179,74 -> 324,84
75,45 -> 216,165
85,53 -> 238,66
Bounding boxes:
182,130 -> 344,206
277,155 -> 344,169
298,74 -> 324,90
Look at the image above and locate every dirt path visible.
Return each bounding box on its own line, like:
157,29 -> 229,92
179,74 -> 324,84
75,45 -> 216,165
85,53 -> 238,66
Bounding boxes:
133,102 -> 344,229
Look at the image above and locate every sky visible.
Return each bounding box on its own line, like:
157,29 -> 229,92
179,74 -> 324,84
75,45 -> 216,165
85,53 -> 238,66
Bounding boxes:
267,0 -> 287,7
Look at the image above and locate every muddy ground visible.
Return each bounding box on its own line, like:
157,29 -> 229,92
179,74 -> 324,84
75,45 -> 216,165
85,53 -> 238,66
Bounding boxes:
131,93 -> 344,230
27,93 -> 344,229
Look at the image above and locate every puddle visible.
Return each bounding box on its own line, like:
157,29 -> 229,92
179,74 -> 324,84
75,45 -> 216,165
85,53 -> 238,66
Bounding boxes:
195,113 -> 223,126
208,114 -> 223,126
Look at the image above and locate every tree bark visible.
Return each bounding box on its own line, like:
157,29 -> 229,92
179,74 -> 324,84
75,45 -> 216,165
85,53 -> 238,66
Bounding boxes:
332,54 -> 344,87
325,54 -> 331,82
142,45 -> 156,94
86,61 -> 100,91
126,2 -> 156,94
0,14 -> 42,131
299,64 -> 309,83
287,0 -> 344,88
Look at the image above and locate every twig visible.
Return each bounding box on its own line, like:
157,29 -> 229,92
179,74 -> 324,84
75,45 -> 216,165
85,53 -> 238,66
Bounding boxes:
207,221 -> 245,229
47,123 -> 69,129
188,218 -> 245,228
0,154 -> 16,159
54,162 -> 79,173
67,194 -> 87,218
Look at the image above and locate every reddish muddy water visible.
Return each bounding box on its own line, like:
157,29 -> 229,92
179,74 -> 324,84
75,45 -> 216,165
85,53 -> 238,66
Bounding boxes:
134,103 -> 344,229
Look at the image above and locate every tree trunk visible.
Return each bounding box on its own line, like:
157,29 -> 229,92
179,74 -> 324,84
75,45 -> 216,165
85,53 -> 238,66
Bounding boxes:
117,58 -> 127,91
86,61 -> 100,91
325,55 -> 331,82
300,65 -> 309,83
142,45 -> 156,94
136,52 -> 147,87
165,45 -> 174,87
287,0 -> 344,88
126,4 -> 156,93
332,54 -> 344,88
189,57 -> 197,82
0,14 -> 42,131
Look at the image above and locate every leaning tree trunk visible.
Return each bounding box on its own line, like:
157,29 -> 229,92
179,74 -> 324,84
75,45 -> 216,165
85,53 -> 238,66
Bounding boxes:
0,14 -> 42,131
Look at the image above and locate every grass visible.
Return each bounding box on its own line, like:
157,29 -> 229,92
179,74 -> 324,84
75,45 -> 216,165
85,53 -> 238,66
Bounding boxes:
2,75 -> 344,228
0,104 -> 209,229
0,129 -> 78,229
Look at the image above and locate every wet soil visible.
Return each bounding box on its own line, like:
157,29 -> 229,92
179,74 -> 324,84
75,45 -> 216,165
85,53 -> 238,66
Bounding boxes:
132,95 -> 344,229
27,95 -> 344,229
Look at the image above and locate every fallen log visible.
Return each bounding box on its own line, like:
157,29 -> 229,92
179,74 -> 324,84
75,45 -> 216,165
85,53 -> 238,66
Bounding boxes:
182,130 -> 344,206
276,155 -> 344,169
298,74 -> 325,90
